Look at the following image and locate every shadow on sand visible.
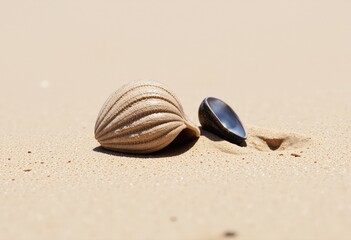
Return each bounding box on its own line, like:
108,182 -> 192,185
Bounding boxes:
93,130 -> 199,158
93,127 -> 249,158
200,127 -> 247,147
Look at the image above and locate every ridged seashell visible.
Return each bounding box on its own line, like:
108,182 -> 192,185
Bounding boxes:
95,80 -> 200,154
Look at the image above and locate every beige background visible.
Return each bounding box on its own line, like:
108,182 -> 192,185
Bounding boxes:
1,0 -> 351,239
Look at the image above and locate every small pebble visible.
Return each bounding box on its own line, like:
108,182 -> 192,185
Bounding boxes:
224,231 -> 237,238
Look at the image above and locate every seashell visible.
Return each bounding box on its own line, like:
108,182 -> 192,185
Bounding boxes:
95,80 -> 200,154
198,97 -> 247,145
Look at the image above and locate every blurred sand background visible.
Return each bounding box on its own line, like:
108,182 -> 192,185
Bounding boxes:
1,0 -> 351,239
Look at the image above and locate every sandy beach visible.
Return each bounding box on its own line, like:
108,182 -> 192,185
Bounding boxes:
1,0 -> 351,239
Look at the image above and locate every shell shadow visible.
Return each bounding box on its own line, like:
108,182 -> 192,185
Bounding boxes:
93,131 -> 199,158
200,127 -> 247,147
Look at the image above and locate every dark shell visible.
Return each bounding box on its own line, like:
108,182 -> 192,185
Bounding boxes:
198,97 -> 247,145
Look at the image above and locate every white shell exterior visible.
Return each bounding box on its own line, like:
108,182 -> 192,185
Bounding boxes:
95,80 -> 200,154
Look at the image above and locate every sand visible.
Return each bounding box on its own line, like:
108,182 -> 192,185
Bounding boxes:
1,0 -> 351,239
